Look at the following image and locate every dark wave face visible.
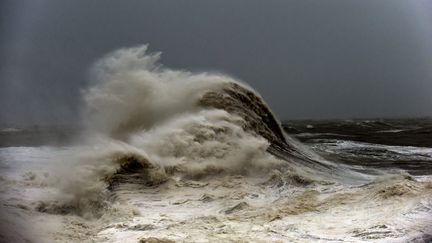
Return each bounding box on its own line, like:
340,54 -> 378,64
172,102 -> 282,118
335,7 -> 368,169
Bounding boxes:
200,82 -> 288,152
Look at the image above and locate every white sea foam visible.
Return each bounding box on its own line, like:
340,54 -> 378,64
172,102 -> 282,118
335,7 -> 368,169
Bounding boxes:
0,45 -> 431,242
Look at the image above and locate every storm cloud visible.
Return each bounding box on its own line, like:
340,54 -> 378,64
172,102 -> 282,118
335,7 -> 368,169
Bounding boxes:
1,0 -> 431,126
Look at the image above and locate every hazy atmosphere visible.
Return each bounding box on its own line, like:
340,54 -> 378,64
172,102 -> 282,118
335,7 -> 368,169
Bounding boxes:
1,0 -> 432,126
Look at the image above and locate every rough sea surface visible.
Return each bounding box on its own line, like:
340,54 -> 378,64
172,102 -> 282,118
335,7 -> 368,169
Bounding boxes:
0,46 -> 431,242
1,118 -> 431,243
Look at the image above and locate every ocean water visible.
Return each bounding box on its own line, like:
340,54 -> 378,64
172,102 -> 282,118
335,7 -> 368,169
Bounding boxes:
0,46 -> 431,242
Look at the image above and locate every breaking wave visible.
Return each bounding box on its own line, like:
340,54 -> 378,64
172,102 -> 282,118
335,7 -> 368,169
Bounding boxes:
45,44 -> 388,217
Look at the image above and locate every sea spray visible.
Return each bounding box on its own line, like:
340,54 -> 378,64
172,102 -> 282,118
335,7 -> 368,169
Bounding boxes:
44,45 -> 385,218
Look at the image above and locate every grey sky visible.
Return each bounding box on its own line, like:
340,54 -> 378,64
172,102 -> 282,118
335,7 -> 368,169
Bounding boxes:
1,0 -> 432,126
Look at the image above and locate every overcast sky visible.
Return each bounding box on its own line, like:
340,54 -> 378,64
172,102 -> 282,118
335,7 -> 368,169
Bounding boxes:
1,0 -> 432,126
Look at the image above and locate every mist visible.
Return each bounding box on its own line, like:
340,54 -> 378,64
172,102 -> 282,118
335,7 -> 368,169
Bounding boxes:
1,0 -> 432,127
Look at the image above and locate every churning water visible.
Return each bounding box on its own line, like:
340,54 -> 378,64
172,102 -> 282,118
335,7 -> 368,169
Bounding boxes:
0,46 -> 431,242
